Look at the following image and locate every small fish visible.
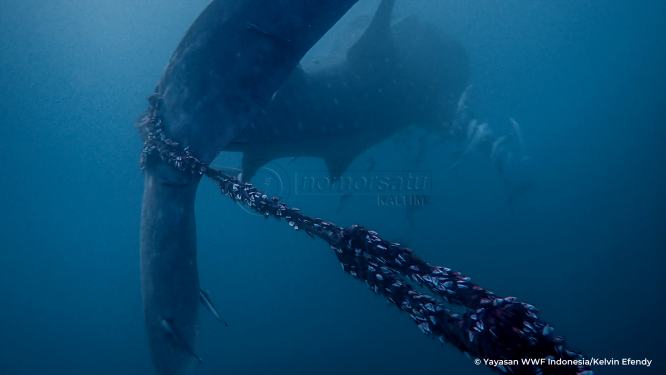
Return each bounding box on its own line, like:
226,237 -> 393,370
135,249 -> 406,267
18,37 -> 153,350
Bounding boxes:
336,191 -> 354,214
456,84 -> 473,116
469,122 -> 490,148
158,315 -> 202,364
448,121 -> 491,171
199,289 -> 229,326
489,133 -> 514,162
509,118 -> 529,160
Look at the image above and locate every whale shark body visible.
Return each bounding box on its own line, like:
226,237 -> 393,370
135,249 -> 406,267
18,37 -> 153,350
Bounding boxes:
224,0 -> 469,181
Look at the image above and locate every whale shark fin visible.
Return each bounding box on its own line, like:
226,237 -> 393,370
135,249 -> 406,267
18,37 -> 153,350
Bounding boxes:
239,147 -> 272,183
346,0 -> 395,69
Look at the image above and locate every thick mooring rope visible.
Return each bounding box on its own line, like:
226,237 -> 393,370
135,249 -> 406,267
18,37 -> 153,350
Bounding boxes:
138,97 -> 594,375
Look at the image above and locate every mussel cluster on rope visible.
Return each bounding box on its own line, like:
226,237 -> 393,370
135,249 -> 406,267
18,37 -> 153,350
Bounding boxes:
138,97 -> 593,375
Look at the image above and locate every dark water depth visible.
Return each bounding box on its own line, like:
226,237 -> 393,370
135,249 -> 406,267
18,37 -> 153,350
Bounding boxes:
1,1 -> 664,374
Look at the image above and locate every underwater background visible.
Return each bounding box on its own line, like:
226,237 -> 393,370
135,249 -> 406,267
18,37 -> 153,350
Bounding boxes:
0,0 -> 664,374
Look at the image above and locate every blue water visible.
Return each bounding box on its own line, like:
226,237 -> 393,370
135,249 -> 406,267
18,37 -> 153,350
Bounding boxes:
1,1 -> 664,374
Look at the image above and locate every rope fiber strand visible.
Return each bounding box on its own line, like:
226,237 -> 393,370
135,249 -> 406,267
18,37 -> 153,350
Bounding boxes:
138,97 -> 594,375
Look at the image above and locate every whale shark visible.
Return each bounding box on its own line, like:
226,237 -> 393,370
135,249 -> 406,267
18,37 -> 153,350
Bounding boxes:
136,1 -> 359,374
224,0 -> 470,182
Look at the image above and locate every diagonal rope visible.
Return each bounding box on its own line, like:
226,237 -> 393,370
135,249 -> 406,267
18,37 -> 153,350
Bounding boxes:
138,97 -> 594,375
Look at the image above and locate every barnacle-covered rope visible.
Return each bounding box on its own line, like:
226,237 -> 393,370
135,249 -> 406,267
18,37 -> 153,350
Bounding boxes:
138,97 -> 594,375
